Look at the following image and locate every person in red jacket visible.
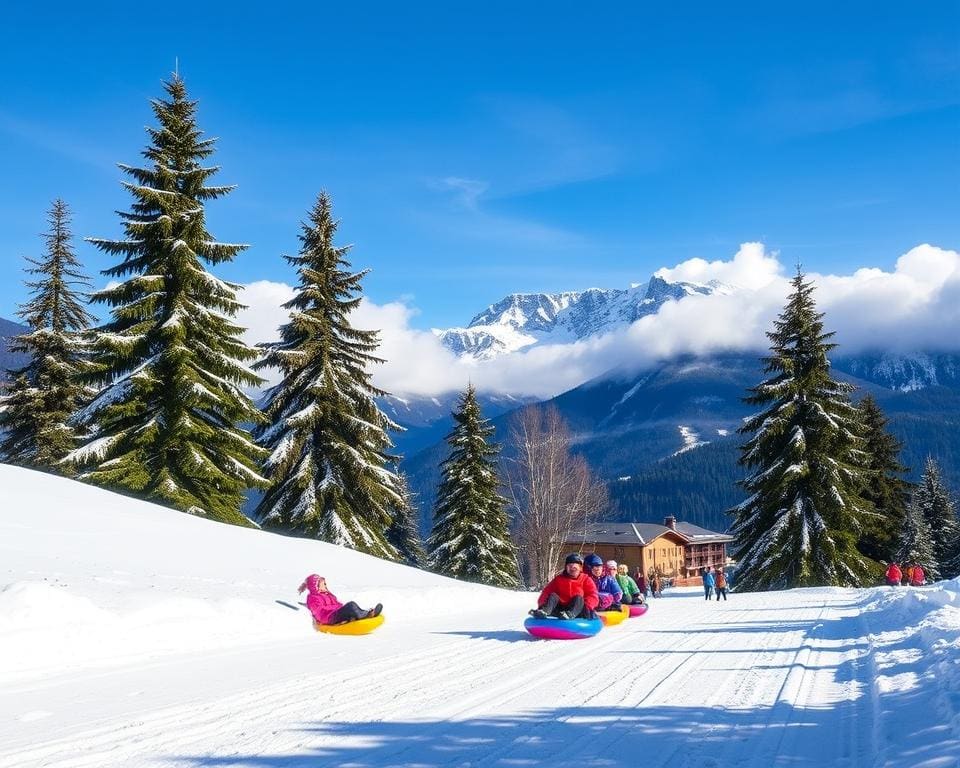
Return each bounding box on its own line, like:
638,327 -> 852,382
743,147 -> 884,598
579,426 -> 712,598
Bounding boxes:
909,563 -> 926,586
885,562 -> 902,587
530,553 -> 599,620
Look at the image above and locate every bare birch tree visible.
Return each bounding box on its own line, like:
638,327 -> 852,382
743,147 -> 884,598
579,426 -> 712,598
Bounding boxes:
504,406 -> 608,588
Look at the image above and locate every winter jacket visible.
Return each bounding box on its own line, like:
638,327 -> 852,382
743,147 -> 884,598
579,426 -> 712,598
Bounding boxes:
703,571 -> 716,589
299,574 -> 344,625
590,573 -> 623,609
615,573 -> 641,599
538,571 -> 600,611
910,566 -> 925,586
885,564 -> 902,584
715,571 -> 727,589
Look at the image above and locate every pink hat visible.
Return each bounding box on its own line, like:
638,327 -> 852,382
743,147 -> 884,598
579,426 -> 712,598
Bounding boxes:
298,574 -> 325,594
605,560 -> 617,569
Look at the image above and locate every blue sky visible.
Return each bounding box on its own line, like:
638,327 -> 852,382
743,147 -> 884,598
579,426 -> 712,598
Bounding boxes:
1,2 -> 958,329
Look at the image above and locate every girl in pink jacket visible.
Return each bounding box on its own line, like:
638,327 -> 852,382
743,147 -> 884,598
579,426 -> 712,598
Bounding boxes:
298,574 -> 382,625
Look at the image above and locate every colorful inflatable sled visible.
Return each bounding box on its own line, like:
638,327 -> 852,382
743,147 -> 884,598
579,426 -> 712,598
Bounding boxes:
597,609 -> 627,626
524,616 -> 603,640
315,614 -> 385,635
628,604 -> 649,617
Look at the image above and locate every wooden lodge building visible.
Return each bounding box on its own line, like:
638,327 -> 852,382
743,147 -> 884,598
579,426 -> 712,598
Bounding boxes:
563,516 -> 734,586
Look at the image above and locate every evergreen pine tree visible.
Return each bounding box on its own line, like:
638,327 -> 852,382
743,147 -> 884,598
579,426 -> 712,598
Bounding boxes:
896,495 -> 937,578
386,471 -> 427,566
252,192 -> 401,557
428,385 -> 520,588
914,457 -> 959,578
729,270 -> 873,590
856,394 -> 911,563
0,200 -> 94,469
67,76 -> 266,526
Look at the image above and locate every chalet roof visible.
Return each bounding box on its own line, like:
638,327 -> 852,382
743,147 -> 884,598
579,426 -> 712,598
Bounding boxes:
571,521 -> 733,546
674,522 -> 735,544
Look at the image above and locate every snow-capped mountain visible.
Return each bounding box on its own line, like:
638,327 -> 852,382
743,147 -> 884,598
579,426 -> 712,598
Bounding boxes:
435,276 -> 732,359
835,352 -> 960,392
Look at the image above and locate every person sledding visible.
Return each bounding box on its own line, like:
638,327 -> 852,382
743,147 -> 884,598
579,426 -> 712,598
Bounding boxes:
298,574 -> 382,625
584,554 -> 623,611
530,553 -> 599,620
614,562 -> 644,605
885,562 -> 902,587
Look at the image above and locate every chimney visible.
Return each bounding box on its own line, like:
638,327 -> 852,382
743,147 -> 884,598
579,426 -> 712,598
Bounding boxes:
664,515 -> 677,531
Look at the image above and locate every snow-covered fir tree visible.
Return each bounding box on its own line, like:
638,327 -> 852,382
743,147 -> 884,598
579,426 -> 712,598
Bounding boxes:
386,471 -> 427,566
67,76 -> 266,526
0,200 -> 94,470
914,457 -> 959,579
896,495 -> 937,577
428,385 -> 520,587
252,192 -> 401,557
856,394 -> 911,564
729,270 -> 872,590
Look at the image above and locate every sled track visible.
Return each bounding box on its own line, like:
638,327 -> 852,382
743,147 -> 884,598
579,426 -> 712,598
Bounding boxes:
1,590 -> 885,768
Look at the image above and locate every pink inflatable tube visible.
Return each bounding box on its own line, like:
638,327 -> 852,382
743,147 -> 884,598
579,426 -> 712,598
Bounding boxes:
628,604 -> 649,617
524,616 -> 603,640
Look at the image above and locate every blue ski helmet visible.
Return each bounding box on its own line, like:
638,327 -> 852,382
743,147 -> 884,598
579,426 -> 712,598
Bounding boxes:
564,552 -> 584,566
584,554 -> 604,568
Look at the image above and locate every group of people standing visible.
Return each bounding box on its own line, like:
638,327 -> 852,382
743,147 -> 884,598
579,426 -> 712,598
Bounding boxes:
885,562 -> 926,587
701,566 -> 728,601
531,553 -> 649,620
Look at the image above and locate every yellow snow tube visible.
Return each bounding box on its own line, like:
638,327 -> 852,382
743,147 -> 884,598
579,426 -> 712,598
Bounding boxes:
598,609 -> 626,626
315,615 -> 385,635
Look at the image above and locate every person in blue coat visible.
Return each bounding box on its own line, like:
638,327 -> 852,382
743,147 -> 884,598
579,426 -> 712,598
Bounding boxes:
702,567 -> 716,600
584,554 -> 623,610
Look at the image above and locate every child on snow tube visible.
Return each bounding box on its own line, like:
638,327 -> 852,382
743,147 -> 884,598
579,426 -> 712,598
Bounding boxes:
530,553 -> 600,620
298,574 -> 383,625
615,563 -> 644,605
585,554 -> 622,611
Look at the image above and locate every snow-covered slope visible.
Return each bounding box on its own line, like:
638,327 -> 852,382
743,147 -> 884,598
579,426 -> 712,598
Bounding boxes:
837,351 -> 960,392
436,276 -> 732,359
2,463 -> 959,768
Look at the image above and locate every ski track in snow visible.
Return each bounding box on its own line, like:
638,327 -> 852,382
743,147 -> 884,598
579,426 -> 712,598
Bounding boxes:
4,589 -> 939,768
2,465 -> 959,768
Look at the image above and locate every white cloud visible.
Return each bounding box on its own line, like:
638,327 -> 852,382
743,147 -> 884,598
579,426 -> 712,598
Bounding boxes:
235,243 -> 960,400
655,241 -> 783,290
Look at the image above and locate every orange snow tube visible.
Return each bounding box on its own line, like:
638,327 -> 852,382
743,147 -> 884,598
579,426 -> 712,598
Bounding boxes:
315,615 -> 385,635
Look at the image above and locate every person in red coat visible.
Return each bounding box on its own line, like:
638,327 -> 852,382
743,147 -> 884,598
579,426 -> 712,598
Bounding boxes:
885,562 -> 902,587
909,563 -> 926,586
530,553 -> 599,620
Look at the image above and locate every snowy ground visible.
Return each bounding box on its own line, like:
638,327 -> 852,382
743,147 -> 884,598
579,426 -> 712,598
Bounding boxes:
2,464 -> 959,768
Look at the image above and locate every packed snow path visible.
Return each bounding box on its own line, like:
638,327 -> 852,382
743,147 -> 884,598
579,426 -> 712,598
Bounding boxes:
2,465 -> 958,767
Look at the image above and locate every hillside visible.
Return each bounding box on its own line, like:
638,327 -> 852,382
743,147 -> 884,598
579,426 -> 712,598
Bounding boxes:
0,317 -> 28,381
2,463 -> 959,767
402,353 -> 960,535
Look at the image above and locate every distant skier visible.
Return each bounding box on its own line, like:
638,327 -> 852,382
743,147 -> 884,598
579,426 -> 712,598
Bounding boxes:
703,567 -> 715,600
615,563 -> 644,605
909,563 -> 926,587
298,574 -> 382,625
584,554 -> 622,610
885,562 -> 902,587
530,553 -> 599,620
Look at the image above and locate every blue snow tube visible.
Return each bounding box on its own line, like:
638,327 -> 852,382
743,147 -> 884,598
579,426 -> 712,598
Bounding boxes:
523,616 -> 603,640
